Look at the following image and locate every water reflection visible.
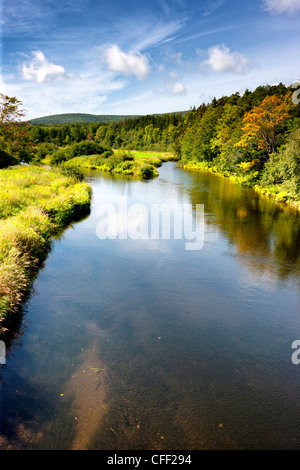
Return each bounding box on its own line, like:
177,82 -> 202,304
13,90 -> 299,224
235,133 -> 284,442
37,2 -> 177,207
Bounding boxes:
181,168 -> 300,283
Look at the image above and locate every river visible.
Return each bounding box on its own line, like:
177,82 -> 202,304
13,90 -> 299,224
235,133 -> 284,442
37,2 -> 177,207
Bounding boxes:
0,162 -> 300,450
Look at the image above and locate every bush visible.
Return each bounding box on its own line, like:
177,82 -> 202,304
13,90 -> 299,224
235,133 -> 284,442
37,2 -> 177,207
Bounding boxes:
49,142 -> 113,166
50,148 -> 71,165
33,142 -> 58,162
138,163 -> 158,179
59,164 -> 85,182
69,141 -> 112,158
118,151 -> 134,161
0,149 -> 18,168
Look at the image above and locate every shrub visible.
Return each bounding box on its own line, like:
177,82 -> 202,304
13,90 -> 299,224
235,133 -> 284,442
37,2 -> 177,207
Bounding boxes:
138,163 -> 158,179
33,142 -> 58,162
69,141 -> 112,158
59,164 -> 85,182
0,149 -> 18,168
50,148 -> 71,165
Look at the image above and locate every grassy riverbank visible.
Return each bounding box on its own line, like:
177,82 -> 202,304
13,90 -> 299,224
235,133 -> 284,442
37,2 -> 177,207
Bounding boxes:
0,165 -> 91,333
61,150 -> 177,179
178,160 -> 300,211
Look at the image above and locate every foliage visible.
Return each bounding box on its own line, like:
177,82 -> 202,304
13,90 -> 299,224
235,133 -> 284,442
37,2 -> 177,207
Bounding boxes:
0,94 -> 34,163
235,92 -> 293,156
64,151 -> 160,178
261,126 -> 300,198
0,149 -> 18,169
137,163 -> 158,179
49,141 -> 112,165
4,82 -> 298,202
30,112 -> 186,152
59,163 -> 85,182
178,84 -> 299,205
210,103 -> 244,174
181,105 -> 221,163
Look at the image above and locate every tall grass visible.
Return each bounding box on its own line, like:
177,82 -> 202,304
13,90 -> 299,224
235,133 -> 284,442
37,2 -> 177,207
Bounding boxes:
0,165 -> 91,332
64,152 -> 161,178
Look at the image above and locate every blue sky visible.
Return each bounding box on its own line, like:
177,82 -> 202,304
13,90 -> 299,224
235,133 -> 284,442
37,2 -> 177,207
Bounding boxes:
1,0 -> 299,119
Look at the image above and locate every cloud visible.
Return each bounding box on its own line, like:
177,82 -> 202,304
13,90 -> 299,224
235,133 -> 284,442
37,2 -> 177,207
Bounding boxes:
201,0 -> 225,16
104,45 -> 150,80
169,82 -> 186,95
21,51 -> 69,83
204,44 -> 250,74
262,0 -> 300,14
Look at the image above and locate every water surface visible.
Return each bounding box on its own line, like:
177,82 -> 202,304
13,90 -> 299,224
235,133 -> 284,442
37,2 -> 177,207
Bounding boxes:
1,162 -> 300,450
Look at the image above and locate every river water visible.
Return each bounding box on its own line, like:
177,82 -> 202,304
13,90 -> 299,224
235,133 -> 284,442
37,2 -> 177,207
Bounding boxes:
1,162 -> 300,450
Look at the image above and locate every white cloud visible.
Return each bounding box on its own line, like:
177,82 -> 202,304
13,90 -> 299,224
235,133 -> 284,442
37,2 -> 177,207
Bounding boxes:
104,45 -> 150,80
170,82 -> 186,95
263,0 -> 300,14
201,0 -> 225,16
21,51 -> 69,83
204,44 -> 250,74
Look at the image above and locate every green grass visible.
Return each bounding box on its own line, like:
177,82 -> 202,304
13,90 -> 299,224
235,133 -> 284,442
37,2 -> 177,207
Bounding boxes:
64,150 -> 177,178
0,165 -> 92,332
115,150 -> 176,165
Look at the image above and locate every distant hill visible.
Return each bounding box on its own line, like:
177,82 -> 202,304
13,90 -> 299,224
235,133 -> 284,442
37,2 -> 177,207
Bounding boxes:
28,113 -> 142,125
28,111 -> 188,125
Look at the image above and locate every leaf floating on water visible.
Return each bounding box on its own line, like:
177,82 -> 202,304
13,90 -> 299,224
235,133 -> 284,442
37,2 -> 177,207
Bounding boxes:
89,366 -> 104,374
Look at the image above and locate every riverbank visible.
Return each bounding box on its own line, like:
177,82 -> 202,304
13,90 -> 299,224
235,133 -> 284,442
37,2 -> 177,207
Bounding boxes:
0,165 -> 92,334
61,150 -> 177,179
178,160 -> 300,212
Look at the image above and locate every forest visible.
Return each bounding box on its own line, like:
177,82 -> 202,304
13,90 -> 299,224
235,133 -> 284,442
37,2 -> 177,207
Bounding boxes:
1,82 -> 300,205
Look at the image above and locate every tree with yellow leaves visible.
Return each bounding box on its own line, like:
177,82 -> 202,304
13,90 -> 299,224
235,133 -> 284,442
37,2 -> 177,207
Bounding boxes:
235,92 -> 293,157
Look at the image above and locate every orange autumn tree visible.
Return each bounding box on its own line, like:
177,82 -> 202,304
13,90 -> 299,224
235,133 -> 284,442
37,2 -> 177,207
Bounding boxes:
235,92 -> 293,157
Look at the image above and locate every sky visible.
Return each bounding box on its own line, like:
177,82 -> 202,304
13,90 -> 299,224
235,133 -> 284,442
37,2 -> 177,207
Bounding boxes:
1,0 -> 300,120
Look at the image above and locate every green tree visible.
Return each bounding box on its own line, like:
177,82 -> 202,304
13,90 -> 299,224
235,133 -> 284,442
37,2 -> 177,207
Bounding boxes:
181,105 -> 221,162
261,126 -> 300,196
0,93 -> 33,162
210,104 -> 244,173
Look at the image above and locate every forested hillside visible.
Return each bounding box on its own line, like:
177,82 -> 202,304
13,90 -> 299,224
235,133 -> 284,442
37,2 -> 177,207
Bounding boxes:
28,111 -> 186,152
28,113 -> 142,125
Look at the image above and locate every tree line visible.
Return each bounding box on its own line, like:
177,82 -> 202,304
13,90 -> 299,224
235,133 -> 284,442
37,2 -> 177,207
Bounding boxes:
1,82 -> 299,199
28,111 -> 185,152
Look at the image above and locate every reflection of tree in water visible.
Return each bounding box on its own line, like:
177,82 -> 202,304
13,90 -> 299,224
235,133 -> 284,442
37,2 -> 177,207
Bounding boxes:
186,169 -> 300,282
